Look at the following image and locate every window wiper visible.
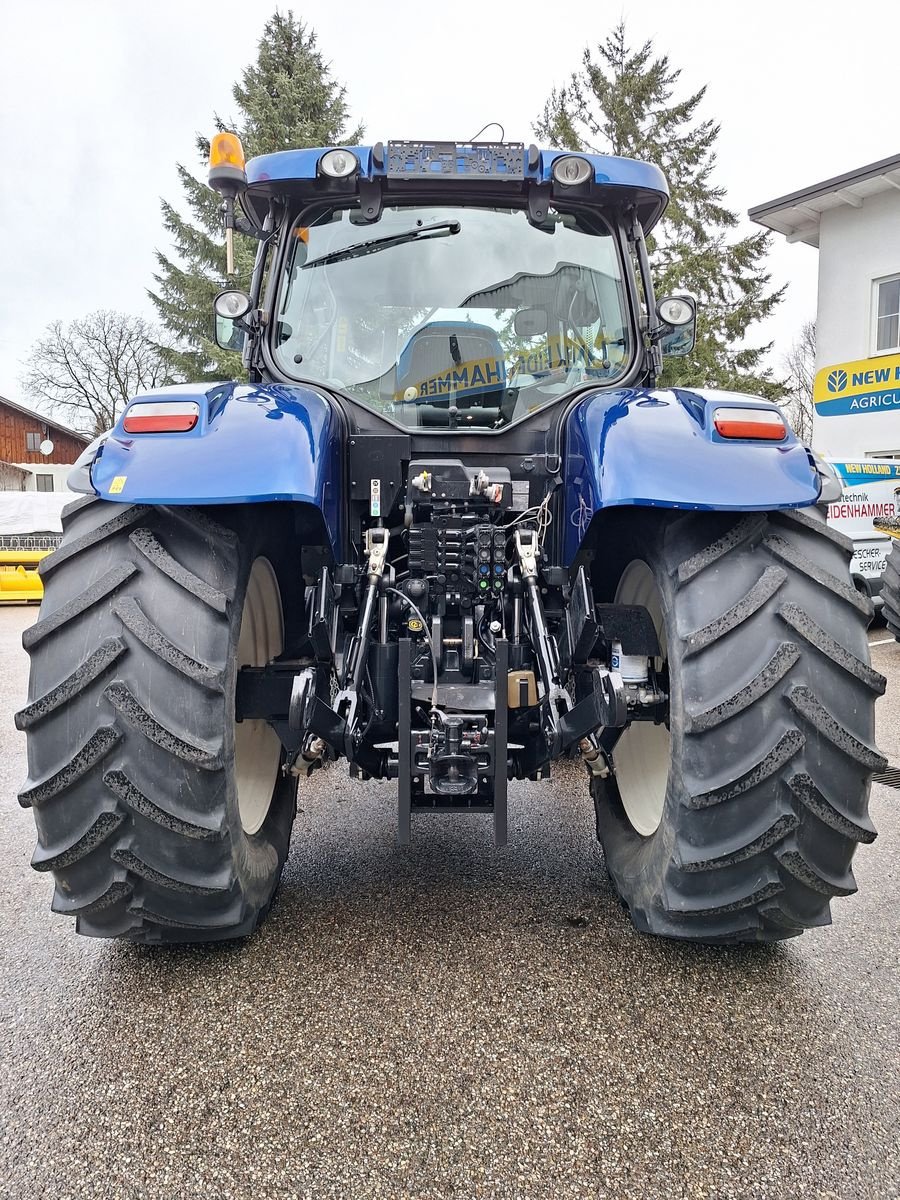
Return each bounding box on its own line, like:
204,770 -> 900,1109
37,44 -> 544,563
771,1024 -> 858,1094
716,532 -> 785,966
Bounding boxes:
301,221 -> 461,269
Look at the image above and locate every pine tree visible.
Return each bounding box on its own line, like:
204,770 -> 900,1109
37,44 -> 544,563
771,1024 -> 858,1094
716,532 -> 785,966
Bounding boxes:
151,12 -> 362,380
536,25 -> 784,397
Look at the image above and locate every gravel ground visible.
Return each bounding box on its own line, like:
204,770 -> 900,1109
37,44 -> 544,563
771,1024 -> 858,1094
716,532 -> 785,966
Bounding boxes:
1,604 -> 898,1200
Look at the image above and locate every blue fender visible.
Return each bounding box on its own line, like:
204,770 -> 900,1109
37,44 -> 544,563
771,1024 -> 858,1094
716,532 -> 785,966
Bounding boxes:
79,382 -> 343,555
562,387 -> 821,564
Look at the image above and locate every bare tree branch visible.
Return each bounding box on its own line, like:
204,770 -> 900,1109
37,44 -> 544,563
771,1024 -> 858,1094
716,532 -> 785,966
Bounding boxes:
779,320 -> 816,444
20,311 -> 180,437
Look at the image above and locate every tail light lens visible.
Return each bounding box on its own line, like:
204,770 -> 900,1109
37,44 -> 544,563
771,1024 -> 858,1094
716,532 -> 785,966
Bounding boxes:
123,401 -> 200,434
713,407 -> 786,441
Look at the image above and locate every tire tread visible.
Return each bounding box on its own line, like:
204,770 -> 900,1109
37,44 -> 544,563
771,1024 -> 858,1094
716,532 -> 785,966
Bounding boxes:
129,527 -> 231,612
20,498 -> 295,943
594,505 -> 883,944
883,542 -> 900,640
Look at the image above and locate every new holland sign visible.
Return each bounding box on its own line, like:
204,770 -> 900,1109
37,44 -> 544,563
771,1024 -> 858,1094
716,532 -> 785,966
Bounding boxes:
813,352 -> 900,417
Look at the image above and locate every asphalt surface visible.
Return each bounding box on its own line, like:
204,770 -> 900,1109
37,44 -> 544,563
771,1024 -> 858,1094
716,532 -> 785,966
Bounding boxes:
1,604 -> 898,1200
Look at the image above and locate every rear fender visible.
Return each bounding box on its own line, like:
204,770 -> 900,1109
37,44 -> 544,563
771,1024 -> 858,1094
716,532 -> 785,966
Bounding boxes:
562,387 -> 820,564
75,382 -> 343,555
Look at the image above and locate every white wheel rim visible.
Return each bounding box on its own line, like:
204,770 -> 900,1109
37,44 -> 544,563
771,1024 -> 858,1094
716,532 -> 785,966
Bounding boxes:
234,557 -> 284,836
613,560 -> 669,837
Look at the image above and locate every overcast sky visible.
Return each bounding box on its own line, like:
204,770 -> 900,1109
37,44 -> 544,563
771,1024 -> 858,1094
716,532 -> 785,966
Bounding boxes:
1,0 -> 898,408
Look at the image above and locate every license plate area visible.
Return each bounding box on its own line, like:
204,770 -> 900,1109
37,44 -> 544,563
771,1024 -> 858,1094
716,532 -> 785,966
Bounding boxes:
386,141 -> 525,180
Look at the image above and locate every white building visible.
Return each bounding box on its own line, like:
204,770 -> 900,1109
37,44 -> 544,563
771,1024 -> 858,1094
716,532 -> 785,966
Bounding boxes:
750,152 -> 900,459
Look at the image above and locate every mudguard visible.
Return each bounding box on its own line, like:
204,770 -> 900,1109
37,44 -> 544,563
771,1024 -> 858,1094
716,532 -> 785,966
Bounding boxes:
72,382 -> 343,554
562,387 -> 821,564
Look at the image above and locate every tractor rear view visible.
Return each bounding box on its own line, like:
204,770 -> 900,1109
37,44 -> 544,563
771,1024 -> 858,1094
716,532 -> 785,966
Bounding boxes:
18,136 -> 886,944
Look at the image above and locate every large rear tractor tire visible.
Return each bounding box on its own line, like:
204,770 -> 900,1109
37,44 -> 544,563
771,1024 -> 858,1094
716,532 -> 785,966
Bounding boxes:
17,498 -> 297,943
591,507 -> 886,943
882,539 -> 900,641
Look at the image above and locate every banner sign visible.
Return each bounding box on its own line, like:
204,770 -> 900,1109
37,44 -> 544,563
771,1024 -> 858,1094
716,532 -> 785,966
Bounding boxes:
832,460 -> 900,488
813,353 -> 900,417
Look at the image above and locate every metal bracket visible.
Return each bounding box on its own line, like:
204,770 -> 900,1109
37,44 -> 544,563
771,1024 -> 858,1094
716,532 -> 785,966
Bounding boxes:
357,178 -> 384,223
514,528 -> 539,579
334,527 -> 390,751
364,527 -> 389,579
556,666 -> 626,753
398,637 -> 412,845
514,527 -> 572,749
235,665 -> 297,722
527,183 -> 552,226
493,639 -> 509,847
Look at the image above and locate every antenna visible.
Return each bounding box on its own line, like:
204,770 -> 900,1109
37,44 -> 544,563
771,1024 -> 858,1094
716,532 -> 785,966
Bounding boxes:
468,122 -> 505,143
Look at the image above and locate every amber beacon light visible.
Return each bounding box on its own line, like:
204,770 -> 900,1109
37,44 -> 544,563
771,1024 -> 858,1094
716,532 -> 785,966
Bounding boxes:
208,133 -> 247,277
209,132 -> 246,182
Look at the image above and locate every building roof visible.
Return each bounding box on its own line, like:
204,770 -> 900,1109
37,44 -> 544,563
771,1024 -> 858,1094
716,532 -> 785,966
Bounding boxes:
749,152 -> 900,247
0,394 -> 90,443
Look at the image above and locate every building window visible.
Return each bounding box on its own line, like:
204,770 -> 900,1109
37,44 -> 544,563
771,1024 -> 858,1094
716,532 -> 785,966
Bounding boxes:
875,275 -> 900,353
34,474 -> 54,492
25,431 -> 41,452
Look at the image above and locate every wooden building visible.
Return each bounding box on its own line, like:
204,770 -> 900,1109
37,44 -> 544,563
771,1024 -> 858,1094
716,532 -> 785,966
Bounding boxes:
0,395 -> 90,491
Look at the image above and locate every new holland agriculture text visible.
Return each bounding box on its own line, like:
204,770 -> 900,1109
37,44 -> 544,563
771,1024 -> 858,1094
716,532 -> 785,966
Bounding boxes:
814,352 -> 900,417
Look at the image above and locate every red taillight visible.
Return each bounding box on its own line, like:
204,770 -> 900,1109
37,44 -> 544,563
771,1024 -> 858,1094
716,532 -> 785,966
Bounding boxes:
713,407 -> 786,441
123,402 -> 200,434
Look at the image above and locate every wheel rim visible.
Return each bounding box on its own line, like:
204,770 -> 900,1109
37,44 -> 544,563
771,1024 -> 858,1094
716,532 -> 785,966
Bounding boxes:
613,560 -> 669,837
234,557 -> 284,836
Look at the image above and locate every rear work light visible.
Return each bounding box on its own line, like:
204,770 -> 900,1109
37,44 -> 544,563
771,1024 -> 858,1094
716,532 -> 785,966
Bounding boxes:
713,407 -> 786,441
123,401 -> 200,434
319,148 -> 358,178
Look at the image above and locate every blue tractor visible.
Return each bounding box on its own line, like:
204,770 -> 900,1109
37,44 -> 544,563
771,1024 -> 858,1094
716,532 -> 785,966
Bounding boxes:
18,136 -> 886,943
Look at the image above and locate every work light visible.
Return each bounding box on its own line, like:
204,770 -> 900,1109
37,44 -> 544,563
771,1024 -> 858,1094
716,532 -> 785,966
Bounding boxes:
319,149 -> 358,179
551,156 -> 592,186
657,296 -> 694,326
214,290 -> 252,320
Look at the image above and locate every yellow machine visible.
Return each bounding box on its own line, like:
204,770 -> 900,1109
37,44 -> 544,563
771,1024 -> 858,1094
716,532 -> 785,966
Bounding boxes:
0,550 -> 48,603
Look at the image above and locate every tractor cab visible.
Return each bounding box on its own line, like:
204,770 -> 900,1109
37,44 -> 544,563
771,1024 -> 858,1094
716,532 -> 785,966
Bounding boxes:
210,136 -> 697,429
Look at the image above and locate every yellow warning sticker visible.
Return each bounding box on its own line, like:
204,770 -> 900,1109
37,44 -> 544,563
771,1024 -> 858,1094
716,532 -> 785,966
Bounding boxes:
109,476 -> 127,494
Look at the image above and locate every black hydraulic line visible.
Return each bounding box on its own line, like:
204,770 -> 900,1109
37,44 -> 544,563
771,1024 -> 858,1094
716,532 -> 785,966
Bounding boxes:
384,587 -> 439,707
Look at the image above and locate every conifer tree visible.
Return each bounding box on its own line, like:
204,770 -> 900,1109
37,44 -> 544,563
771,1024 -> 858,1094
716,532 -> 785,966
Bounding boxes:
536,25 -> 783,397
151,12 -> 362,380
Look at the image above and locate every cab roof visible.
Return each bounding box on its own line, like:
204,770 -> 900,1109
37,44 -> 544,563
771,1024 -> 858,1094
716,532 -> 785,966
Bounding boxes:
243,142 -> 669,233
